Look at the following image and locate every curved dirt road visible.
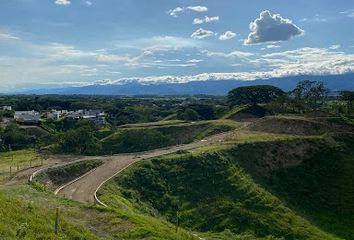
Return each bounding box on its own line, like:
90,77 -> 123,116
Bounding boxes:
57,131 -> 234,204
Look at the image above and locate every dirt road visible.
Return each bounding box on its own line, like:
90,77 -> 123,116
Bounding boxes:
57,131 -> 234,204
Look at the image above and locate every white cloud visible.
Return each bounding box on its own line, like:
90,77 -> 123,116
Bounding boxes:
266,44 -> 281,49
85,1 -> 93,6
141,36 -> 200,53
168,7 -> 184,17
191,28 -> 214,39
202,50 -> 254,58
256,47 -> 354,76
186,6 -> 208,12
0,33 -> 20,40
55,0 -> 71,6
187,59 -> 203,63
341,9 -> 354,18
245,10 -> 304,45
299,14 -> 327,23
219,31 -> 236,41
193,16 -> 219,25
106,47 -> 354,84
168,6 -> 208,17
329,44 -> 340,50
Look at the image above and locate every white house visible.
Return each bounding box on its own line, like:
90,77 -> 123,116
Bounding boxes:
67,111 -> 81,119
47,110 -> 61,121
14,111 -> 40,124
1,106 -> 12,111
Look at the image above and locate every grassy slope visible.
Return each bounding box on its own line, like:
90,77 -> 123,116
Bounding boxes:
0,150 -> 38,171
0,184 -> 201,240
98,136 -> 354,240
35,160 -> 103,191
100,121 -> 237,154
0,150 -> 40,183
262,135 -> 354,240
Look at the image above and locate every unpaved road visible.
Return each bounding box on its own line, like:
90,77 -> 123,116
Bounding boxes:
57,131 -> 234,204
6,155 -> 101,186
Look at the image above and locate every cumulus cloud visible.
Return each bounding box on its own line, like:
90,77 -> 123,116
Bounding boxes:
245,10 -> 304,45
55,0 -> 71,5
193,16 -> 219,24
168,6 -> 208,17
219,31 -> 236,40
191,28 -> 214,39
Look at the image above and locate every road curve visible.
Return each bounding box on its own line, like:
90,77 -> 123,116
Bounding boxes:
57,131 -> 233,204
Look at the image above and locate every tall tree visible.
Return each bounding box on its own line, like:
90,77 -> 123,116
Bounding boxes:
227,85 -> 284,106
339,91 -> 354,115
291,80 -> 329,112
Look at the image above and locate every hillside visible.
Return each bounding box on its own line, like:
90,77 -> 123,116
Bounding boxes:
100,121 -> 237,154
0,184 -> 201,239
98,133 -> 354,240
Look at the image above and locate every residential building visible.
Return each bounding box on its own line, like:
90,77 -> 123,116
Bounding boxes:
47,110 -> 61,121
14,111 -> 40,124
1,106 -> 12,111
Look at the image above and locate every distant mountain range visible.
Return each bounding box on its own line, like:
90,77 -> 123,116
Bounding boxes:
19,73 -> 354,96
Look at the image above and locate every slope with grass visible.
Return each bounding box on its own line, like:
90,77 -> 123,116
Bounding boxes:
100,121 -> 237,154
35,159 -> 103,191
98,134 -> 354,240
0,184 -> 204,240
248,116 -> 354,136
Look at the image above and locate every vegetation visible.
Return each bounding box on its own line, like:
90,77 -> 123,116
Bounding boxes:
1,82 -> 354,239
99,135 -> 354,240
35,160 -> 103,191
56,124 -> 102,155
227,85 -> 284,106
0,185 -> 201,240
100,121 -> 236,154
267,80 -> 331,114
0,123 -> 35,151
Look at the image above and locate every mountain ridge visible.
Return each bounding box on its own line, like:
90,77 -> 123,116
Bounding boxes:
16,73 -> 354,95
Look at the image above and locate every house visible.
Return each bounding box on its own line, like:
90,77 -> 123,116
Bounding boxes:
47,110 -> 61,121
65,109 -> 106,126
1,106 -> 12,111
14,111 -> 40,124
82,110 -> 106,126
67,111 -> 81,119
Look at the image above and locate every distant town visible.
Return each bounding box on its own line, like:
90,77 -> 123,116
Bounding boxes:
1,106 -> 106,126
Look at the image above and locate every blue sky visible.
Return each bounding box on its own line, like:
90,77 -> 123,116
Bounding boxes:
0,0 -> 354,92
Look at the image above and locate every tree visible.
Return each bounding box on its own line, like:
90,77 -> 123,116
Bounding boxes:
57,125 -> 101,155
227,85 -> 284,106
339,91 -> 354,115
179,108 -> 200,121
2,123 -> 30,149
291,80 -> 329,112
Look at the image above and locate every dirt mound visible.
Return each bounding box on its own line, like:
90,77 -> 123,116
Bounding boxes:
236,138 -> 330,178
249,116 -> 354,136
248,117 -> 329,135
35,159 -> 102,191
229,105 -> 272,121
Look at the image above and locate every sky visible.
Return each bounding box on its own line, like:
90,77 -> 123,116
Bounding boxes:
0,0 -> 354,92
